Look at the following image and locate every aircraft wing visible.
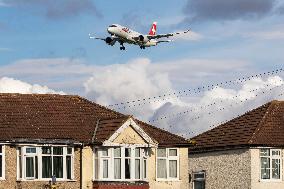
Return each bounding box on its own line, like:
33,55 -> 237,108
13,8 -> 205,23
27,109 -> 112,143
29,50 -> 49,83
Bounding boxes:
89,34 -> 119,46
89,34 -> 106,41
147,29 -> 190,40
156,40 -> 172,43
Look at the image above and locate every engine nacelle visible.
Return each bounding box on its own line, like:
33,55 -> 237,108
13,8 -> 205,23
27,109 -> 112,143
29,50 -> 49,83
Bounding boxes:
138,35 -> 149,43
105,37 -> 112,44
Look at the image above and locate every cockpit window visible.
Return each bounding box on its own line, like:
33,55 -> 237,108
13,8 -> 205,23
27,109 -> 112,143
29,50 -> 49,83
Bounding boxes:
109,25 -> 117,27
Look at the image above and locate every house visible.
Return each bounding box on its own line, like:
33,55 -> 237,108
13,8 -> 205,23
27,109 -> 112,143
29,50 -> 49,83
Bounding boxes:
188,100 -> 284,189
0,93 -> 191,189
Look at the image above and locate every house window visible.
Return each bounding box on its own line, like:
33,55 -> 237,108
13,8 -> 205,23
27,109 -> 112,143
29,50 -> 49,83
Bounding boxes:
157,148 -> 179,180
260,149 -> 281,180
17,146 -> 74,181
25,147 -> 38,179
94,147 -> 147,181
193,171 -> 205,189
0,145 -> 4,179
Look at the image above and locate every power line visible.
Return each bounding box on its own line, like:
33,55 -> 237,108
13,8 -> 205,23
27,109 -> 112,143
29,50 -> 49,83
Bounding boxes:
107,68 -> 283,110
165,88 -> 284,138
149,79 -> 284,123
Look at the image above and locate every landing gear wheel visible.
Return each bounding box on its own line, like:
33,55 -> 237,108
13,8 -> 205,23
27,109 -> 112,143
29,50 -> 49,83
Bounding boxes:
140,46 -> 145,49
120,47 -> 126,50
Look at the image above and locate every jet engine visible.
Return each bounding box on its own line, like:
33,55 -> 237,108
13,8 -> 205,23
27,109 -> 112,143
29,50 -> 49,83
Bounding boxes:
105,37 -> 117,46
138,35 -> 149,43
105,37 -> 113,44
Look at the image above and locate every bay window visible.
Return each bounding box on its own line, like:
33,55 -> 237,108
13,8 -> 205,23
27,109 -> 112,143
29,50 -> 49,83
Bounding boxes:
0,145 -> 4,179
94,146 -> 147,181
17,146 -> 74,180
260,149 -> 281,180
157,148 -> 179,180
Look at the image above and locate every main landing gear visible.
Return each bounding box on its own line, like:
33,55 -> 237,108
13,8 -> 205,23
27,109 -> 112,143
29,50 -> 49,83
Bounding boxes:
140,46 -> 145,49
120,42 -> 126,50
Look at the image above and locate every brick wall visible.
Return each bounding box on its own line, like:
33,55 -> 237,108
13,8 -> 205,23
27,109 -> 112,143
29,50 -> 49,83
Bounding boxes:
93,181 -> 149,189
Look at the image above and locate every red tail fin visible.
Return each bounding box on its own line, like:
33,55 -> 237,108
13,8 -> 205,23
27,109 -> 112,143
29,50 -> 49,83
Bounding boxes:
148,22 -> 157,35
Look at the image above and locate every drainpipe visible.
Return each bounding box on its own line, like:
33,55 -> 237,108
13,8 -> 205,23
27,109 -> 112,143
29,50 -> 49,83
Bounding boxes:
80,144 -> 84,189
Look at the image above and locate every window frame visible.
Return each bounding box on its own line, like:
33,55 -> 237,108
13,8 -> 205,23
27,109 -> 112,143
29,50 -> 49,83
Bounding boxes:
24,147 -> 37,180
0,145 -> 5,180
156,148 -> 179,181
260,148 -> 282,181
192,171 -> 206,189
93,146 -> 148,181
16,145 -> 74,181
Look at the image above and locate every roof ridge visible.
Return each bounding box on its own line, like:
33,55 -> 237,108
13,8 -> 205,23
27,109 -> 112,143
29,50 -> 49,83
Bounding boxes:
247,102 -> 275,144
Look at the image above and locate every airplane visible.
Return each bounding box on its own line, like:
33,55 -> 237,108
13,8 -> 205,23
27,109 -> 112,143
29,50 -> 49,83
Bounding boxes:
89,22 -> 190,50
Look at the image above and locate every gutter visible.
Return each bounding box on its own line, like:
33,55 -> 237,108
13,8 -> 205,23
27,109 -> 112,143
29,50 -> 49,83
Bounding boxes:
1,139 -> 83,146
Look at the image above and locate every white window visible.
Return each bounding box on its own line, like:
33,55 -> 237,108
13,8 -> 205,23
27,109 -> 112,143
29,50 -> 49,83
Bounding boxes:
17,146 -> 74,181
193,171 -> 206,189
94,146 -> 148,181
0,145 -> 5,179
25,147 -> 38,179
260,149 -> 281,180
157,148 -> 179,180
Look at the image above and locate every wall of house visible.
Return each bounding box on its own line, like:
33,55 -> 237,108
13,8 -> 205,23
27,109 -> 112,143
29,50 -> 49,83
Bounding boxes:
0,145 -> 81,189
148,148 -> 189,189
189,148 -> 251,189
82,146 -> 94,189
250,148 -> 284,189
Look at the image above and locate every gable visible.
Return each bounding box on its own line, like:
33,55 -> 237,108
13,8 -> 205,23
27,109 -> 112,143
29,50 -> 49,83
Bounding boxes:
113,125 -> 147,144
102,118 -> 157,147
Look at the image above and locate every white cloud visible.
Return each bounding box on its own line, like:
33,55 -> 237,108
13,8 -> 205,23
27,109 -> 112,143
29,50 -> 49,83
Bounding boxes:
150,76 -> 284,138
0,58 -> 96,94
81,57 -> 284,139
0,77 -> 65,94
82,57 -> 283,138
84,58 -> 177,118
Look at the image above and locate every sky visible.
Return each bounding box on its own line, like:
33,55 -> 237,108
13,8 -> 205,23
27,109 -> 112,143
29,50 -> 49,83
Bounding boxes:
0,0 -> 284,138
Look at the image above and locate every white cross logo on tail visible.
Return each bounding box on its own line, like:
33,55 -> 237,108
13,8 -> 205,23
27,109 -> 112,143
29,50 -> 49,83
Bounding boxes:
152,26 -> 156,34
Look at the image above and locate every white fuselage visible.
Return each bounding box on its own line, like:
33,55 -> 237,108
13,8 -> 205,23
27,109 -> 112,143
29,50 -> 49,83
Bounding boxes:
107,24 -> 157,47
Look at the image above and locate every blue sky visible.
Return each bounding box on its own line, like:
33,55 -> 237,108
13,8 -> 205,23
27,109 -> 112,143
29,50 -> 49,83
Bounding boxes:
1,0 -> 284,136
0,0 -> 190,64
1,0 -> 282,67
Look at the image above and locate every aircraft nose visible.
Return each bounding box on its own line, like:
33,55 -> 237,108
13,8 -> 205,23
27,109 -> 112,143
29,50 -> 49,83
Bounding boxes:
107,27 -> 112,34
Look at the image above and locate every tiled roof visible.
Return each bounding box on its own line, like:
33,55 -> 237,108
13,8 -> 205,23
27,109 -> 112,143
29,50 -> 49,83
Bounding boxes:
189,101 -> 284,153
137,120 -> 191,147
0,93 -> 189,146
